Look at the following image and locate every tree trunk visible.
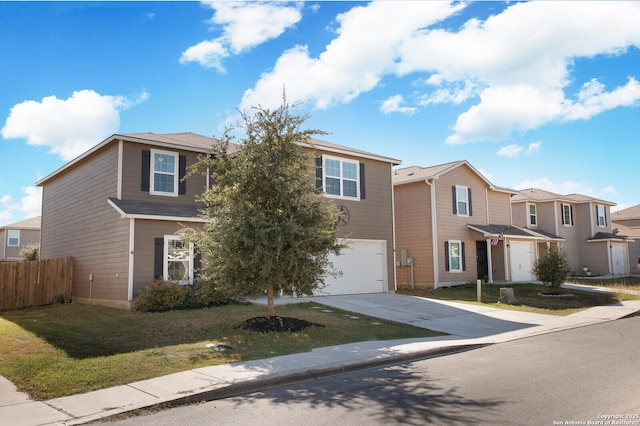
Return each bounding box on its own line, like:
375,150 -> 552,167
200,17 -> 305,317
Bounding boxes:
267,281 -> 276,317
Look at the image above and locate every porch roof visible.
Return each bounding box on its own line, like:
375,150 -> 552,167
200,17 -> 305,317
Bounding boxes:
587,231 -> 634,243
467,224 -> 547,240
108,198 -> 207,223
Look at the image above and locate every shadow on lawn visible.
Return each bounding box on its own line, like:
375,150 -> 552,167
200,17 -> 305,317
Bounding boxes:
0,302 -> 249,359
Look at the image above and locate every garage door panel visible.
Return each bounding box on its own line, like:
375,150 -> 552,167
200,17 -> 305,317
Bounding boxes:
316,240 -> 386,296
510,241 -> 534,282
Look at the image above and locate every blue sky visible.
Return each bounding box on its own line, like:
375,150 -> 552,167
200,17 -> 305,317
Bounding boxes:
2,1 -> 640,226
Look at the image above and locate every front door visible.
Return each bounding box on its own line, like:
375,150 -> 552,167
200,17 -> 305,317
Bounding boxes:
476,241 -> 488,281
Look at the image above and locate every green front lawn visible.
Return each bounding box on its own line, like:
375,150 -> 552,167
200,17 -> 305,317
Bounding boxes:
0,301 -> 443,400
398,282 -> 640,316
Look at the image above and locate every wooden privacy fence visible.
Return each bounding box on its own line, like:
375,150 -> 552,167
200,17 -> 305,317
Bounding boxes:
0,257 -> 73,310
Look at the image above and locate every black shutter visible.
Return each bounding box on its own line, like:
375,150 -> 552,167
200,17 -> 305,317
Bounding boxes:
141,150 -> 151,192
570,205 -> 574,226
315,156 -> 323,190
359,162 -> 366,200
468,188 -> 473,216
444,241 -> 450,271
179,155 -> 187,195
560,204 -> 565,225
154,238 -> 164,280
452,186 -> 457,214
604,207 -> 607,226
461,242 -> 466,271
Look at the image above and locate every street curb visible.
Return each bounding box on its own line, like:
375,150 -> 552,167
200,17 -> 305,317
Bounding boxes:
90,343 -> 489,423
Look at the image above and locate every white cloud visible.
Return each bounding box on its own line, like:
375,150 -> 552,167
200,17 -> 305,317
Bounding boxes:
180,1 -> 302,71
526,141 -> 542,155
380,95 -> 417,115
0,186 -> 41,226
1,89 -> 148,161
240,1 -> 464,112
497,144 -> 523,158
239,1 -> 640,143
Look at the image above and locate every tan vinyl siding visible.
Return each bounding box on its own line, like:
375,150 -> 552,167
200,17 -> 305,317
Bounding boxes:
434,166 -> 487,284
1,229 -> 40,260
120,141 -> 208,205
511,203 -> 527,228
308,149 -> 396,291
486,190 -> 512,224
40,143 -> 130,303
394,181 -> 434,289
132,220 -> 202,296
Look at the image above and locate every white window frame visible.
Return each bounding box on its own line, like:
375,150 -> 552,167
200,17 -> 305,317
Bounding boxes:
528,203 -> 537,227
163,235 -> 194,285
455,185 -> 469,216
448,240 -> 463,273
596,205 -> 607,227
562,204 -> 572,227
150,149 -> 179,197
7,230 -> 20,247
322,155 -> 360,200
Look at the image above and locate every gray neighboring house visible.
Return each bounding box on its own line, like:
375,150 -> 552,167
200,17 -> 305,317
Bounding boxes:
37,132 -> 401,309
512,188 -> 632,277
610,205 -> 640,274
0,216 -> 41,261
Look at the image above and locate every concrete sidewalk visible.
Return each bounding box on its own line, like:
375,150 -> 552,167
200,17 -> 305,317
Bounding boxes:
2,289 -> 640,426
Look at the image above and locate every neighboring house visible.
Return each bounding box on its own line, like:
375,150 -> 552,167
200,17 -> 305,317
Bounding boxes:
0,216 -> 41,261
393,160 -> 549,289
37,132 -> 400,308
610,205 -> 640,274
512,188 -> 631,277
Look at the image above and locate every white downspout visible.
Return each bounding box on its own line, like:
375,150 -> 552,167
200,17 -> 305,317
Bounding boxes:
486,239 -> 494,283
426,178 -> 439,288
127,218 -> 135,301
391,164 -> 398,292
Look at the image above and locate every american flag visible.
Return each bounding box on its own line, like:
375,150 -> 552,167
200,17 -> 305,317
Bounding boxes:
491,232 -> 503,246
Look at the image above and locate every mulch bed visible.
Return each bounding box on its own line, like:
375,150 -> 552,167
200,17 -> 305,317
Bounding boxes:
236,316 -> 325,333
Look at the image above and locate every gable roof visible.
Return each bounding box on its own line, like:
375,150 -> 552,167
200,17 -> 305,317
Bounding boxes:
611,204 -> 640,221
393,160 -> 518,194
0,216 -> 41,230
300,138 -> 401,165
512,188 -> 615,206
37,132 -> 233,187
467,224 -> 562,241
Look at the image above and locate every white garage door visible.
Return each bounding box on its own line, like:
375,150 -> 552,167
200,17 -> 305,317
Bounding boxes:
510,241 -> 535,282
316,239 -> 387,296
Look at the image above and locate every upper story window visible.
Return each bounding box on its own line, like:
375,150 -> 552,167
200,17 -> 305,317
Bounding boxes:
596,205 -> 607,227
528,203 -> 537,226
561,203 -> 573,226
151,149 -> 179,196
317,155 -> 362,200
7,230 -> 20,246
452,185 -> 472,217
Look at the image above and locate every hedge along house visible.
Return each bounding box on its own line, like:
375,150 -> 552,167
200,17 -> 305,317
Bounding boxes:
37,133 -> 231,308
393,160 -> 553,290
37,132 -> 401,308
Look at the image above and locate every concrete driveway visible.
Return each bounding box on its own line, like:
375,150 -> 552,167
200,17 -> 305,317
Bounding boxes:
264,292 -> 557,339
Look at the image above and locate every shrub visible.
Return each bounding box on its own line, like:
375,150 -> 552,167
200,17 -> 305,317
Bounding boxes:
532,245 -> 571,291
134,280 -> 190,312
19,243 -> 40,261
134,280 -> 231,312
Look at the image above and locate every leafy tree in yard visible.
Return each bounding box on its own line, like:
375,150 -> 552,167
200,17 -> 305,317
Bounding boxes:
532,244 -> 571,292
181,99 -> 344,317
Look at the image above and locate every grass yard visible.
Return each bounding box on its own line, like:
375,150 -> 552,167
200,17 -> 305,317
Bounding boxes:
568,276 -> 640,292
398,282 -> 640,316
0,301 -> 443,400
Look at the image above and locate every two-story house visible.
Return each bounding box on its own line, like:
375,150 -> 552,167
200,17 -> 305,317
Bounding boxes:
512,188 -> 631,276
393,160 -> 548,289
0,216 -> 41,261
37,132 -> 400,308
